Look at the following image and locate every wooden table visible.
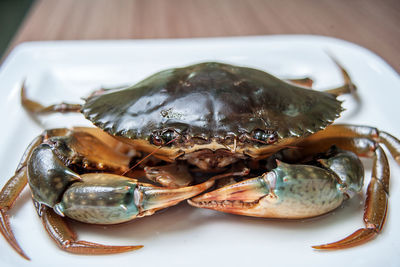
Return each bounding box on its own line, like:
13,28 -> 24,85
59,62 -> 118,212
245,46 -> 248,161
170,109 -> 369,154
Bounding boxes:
6,0 -> 400,73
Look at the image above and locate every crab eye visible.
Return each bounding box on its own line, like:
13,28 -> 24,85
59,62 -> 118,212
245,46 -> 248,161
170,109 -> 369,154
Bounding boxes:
266,132 -> 278,144
252,129 -> 267,143
252,129 -> 278,144
150,134 -> 164,146
150,130 -> 179,146
161,130 -> 177,145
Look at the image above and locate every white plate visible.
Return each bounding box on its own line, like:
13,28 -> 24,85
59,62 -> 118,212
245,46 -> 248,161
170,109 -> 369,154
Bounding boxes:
0,35 -> 399,267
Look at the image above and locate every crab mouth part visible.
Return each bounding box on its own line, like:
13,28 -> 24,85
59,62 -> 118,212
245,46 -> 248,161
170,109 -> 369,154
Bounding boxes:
181,149 -> 246,170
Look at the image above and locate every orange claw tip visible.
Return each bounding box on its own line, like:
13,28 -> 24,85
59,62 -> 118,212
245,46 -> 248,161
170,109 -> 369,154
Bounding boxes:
311,228 -> 377,250
0,209 -> 31,260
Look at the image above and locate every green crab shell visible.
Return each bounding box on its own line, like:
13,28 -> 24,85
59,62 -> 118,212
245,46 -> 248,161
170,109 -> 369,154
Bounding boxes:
81,62 -> 343,141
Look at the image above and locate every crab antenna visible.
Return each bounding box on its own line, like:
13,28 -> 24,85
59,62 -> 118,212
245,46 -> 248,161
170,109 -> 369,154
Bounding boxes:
121,136 -> 180,176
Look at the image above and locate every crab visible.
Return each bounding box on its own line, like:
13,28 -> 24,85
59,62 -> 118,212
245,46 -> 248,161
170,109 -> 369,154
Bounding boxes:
0,61 -> 399,260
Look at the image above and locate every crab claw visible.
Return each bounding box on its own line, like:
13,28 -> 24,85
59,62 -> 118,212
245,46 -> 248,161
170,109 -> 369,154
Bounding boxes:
188,175 -> 271,217
54,173 -> 216,224
189,161 -> 345,219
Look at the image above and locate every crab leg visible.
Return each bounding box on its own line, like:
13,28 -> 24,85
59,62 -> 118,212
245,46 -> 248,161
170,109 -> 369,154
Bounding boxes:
21,83 -> 81,114
284,134 -> 393,249
0,169 -> 30,260
323,56 -> 358,98
35,202 -> 142,255
0,134 -> 45,260
332,140 -> 385,250
286,77 -> 314,88
21,83 -> 129,116
287,57 -> 357,97
308,124 -> 400,164
312,144 -> 388,249
295,124 -> 399,249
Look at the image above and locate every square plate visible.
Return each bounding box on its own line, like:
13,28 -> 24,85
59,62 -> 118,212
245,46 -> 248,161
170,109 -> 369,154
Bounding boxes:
0,35 -> 399,267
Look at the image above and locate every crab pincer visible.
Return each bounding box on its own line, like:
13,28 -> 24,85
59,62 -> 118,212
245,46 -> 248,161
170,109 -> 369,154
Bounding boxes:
189,153 -> 360,219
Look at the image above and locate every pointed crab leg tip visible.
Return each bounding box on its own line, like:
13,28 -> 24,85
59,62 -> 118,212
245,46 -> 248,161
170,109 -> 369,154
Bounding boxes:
311,243 -> 352,251
120,245 -> 144,252
16,250 -> 31,261
311,228 -> 377,250
0,231 -> 31,260
311,244 -> 334,250
107,244 -> 143,253
0,210 -> 31,260
132,245 -> 144,251
66,241 -> 144,255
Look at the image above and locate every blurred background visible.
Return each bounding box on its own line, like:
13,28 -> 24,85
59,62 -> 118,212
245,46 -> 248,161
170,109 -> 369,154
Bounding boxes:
0,0 -> 33,56
0,0 -> 399,72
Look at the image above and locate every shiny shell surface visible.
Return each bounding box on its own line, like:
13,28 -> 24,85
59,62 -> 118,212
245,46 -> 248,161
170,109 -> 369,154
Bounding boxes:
82,62 -> 342,141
